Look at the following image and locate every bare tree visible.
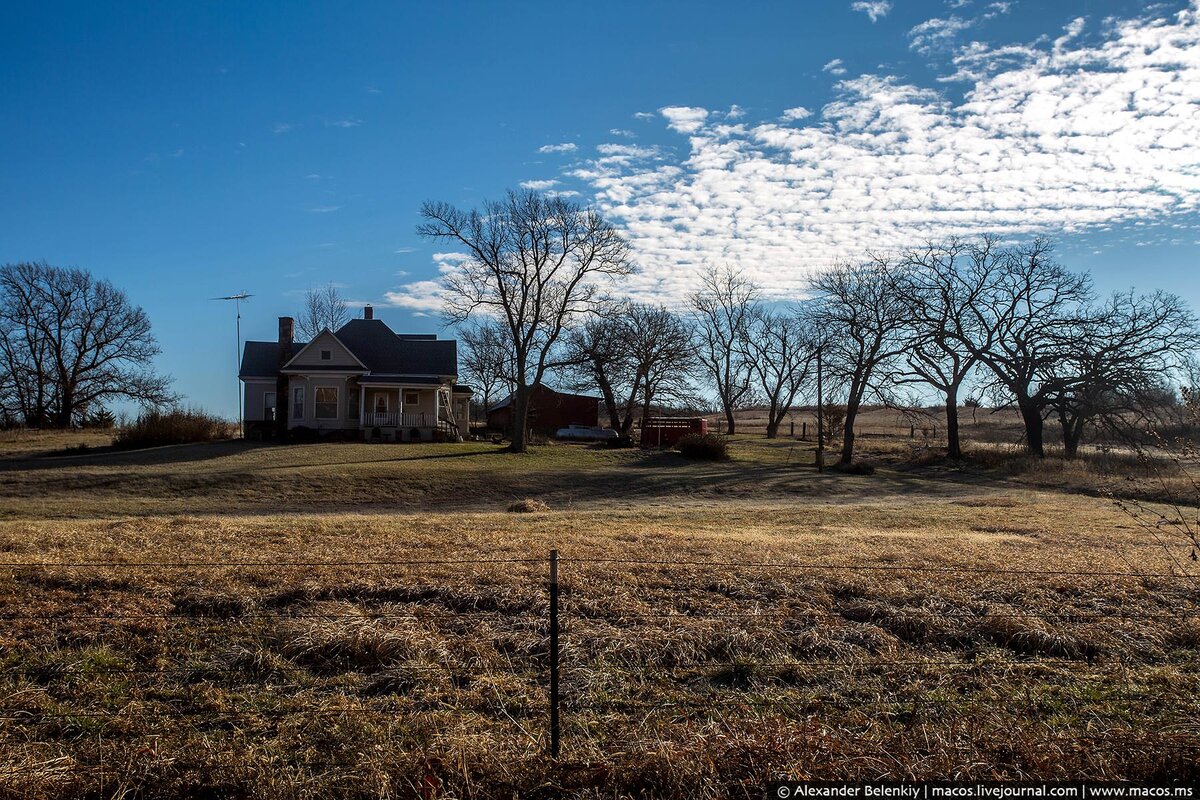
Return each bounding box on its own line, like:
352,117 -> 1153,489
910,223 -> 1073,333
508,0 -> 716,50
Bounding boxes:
418,189 -> 633,452
561,313 -> 633,431
458,320 -> 514,424
743,305 -> 816,439
0,262 -> 174,427
947,239 -> 1092,458
811,258 -> 910,466
297,283 -> 350,340
625,304 -> 695,429
1045,290 -> 1197,458
690,266 -> 757,436
895,239 -> 981,459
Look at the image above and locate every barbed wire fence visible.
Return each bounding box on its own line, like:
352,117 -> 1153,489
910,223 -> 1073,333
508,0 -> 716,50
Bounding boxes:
1,552 -> 1198,784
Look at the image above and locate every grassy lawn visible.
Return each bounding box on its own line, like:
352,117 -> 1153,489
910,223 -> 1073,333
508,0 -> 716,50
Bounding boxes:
0,436 -> 1197,797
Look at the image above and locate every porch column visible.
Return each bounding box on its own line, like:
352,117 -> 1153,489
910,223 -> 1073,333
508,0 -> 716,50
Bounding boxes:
359,385 -> 365,426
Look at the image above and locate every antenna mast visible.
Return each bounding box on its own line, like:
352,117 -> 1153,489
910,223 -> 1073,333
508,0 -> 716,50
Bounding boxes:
211,292 -> 253,435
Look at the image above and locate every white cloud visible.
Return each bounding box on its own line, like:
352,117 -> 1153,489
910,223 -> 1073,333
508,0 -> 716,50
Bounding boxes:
908,16 -> 974,54
382,252 -> 473,315
822,58 -> 848,76
381,280 -> 444,314
633,111 -> 656,120
909,1 -> 1013,54
538,142 -> 577,153
781,106 -> 812,121
520,179 -> 559,190
272,122 -> 295,134
328,117 -> 362,128
308,205 -> 341,213
660,106 -> 709,134
610,128 -> 636,137
393,247 -> 417,254
727,104 -> 746,119
851,0 -> 892,23
564,3 -> 1200,301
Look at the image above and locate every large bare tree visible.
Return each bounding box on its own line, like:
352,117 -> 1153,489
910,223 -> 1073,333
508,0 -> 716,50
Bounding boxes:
418,190 -> 633,452
1045,289 -> 1197,457
297,283 -> 349,340
895,239 -> 982,459
625,303 -> 696,429
811,258 -> 910,466
562,303 -> 695,435
561,313 -> 633,431
947,239 -> 1092,458
0,262 -> 173,427
743,305 -> 816,439
689,266 -> 757,435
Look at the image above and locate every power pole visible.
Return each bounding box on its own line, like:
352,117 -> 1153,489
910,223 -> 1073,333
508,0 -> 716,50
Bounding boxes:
815,345 -> 824,472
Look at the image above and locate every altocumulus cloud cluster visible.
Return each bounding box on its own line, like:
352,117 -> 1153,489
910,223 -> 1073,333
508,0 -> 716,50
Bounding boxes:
389,3 -> 1200,309
575,3 -> 1200,300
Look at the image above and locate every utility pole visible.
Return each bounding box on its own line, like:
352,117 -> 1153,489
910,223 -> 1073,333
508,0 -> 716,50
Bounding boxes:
815,345 -> 824,472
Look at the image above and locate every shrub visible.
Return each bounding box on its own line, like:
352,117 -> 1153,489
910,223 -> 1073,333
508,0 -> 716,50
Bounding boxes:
114,409 -> 236,449
676,433 -> 729,461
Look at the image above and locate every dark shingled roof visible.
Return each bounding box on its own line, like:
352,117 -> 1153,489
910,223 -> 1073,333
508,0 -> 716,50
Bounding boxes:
239,340 -> 308,378
239,319 -> 457,380
333,319 -> 456,375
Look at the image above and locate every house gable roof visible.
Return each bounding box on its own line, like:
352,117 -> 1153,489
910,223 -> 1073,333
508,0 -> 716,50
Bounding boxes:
281,329 -> 368,371
239,318 -> 457,380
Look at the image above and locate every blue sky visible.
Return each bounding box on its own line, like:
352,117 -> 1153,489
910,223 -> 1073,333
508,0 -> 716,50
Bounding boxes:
2,1 -> 1198,418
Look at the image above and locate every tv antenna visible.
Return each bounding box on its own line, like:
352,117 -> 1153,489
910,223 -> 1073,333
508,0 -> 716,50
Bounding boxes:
211,292 -> 253,433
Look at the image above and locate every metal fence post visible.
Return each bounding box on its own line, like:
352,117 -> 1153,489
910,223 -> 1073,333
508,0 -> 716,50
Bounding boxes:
548,549 -> 560,759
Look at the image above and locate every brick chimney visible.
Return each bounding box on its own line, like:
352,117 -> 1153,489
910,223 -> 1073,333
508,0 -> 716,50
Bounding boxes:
364,304 -> 374,320
275,316 -> 294,438
278,316 -> 295,365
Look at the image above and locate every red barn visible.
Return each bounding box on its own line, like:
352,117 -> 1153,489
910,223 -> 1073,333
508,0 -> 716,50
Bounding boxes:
486,386 -> 600,435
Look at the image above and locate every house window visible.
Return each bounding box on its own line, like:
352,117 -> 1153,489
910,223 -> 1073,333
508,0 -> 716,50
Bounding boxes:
315,387 -> 338,420
292,387 -> 304,420
320,349 -> 331,361
404,390 -> 420,406
264,392 -> 276,422
374,393 -> 388,413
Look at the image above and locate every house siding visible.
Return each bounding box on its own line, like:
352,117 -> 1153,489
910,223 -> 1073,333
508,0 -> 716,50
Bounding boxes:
242,381 -> 276,423
286,376 -> 359,431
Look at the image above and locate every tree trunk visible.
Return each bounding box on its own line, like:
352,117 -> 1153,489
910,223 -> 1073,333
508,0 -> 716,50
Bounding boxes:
765,399 -> 780,439
594,369 -> 621,431
1059,409 -> 1084,459
510,384 -> 530,453
839,388 -> 860,466
944,388 -> 962,460
724,404 -> 737,436
1018,398 -> 1045,458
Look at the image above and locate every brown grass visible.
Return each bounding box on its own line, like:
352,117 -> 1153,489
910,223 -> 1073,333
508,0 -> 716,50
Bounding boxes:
0,435 -> 1197,797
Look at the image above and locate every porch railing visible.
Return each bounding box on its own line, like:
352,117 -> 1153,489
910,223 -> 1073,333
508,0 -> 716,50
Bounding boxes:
360,412 -> 446,429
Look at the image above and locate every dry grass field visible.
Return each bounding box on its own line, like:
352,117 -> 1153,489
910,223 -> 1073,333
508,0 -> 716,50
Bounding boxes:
0,434 -> 1197,798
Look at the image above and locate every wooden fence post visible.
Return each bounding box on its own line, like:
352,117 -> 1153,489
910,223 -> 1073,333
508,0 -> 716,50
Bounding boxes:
548,549 -> 560,759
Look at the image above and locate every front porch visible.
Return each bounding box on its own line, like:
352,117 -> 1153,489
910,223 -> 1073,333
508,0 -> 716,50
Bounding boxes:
356,383 -> 466,442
